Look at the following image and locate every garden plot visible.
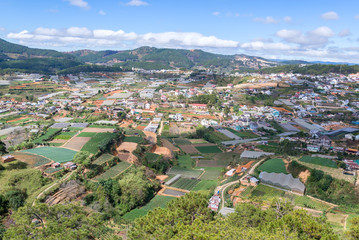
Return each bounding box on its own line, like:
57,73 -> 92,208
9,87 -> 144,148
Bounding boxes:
94,162 -> 131,181
93,153 -> 114,165
161,139 -> 179,152
197,159 -> 230,168
173,138 -> 192,145
22,147 -> 77,163
167,167 -> 203,179
11,152 -> 51,167
63,137 -> 91,151
258,158 -> 287,174
170,178 -> 199,190
81,133 -> 117,154
82,127 -> 115,133
178,144 -> 200,154
195,145 -> 222,153
299,156 -> 337,168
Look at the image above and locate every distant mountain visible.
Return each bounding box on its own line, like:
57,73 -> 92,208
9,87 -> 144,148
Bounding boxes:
310,61 -> 358,66
0,38 -> 73,60
68,46 -> 279,70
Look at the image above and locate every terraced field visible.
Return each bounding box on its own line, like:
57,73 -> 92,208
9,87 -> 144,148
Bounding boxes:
94,162 -> 131,181
171,178 -> 199,190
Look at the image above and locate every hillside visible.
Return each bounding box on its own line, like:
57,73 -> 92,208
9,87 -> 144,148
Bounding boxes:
68,46 -> 279,70
0,38 -> 73,60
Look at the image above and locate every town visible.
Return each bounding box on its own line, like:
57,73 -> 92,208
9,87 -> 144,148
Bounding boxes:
0,66 -> 358,238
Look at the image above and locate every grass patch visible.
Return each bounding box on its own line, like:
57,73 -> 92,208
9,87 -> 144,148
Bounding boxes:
257,145 -> 279,153
94,162 -> 131,180
299,156 -> 337,168
145,152 -> 161,162
229,130 -> 258,139
81,132 -> 117,154
177,155 -> 194,169
258,158 -> 287,174
195,145 -> 222,153
122,195 -> 175,221
22,147 -> 77,163
123,136 -> 143,143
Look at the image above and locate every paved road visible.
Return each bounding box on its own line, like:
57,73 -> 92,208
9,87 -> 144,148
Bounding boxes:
216,158 -> 266,209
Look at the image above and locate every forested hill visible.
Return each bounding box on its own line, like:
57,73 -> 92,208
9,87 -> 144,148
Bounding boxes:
257,64 -> 359,75
0,38 -> 73,60
68,46 -> 279,69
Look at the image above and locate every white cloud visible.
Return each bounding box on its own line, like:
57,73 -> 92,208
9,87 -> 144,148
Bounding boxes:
7,27 -> 238,49
276,26 -> 334,47
338,29 -> 351,37
321,11 -> 339,20
125,0 -> 148,6
212,12 -> 220,16
283,16 -> 292,23
253,16 -> 278,24
99,10 -> 106,15
64,0 -> 89,9
0,27 -> 6,32
240,41 -> 295,51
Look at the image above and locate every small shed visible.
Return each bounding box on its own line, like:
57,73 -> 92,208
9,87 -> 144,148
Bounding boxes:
63,162 -> 77,170
2,155 -> 15,163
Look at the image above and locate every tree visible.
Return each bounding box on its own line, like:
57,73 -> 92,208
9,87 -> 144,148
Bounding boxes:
4,203 -> 110,239
0,194 -> 8,215
5,189 -> 27,210
73,151 -> 91,166
0,140 -> 7,155
346,217 -> 359,240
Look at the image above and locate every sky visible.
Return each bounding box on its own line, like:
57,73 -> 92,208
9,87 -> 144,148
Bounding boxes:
1,0 -> 359,62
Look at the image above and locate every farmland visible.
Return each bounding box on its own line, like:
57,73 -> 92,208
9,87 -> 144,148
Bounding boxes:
93,153 -> 114,165
171,178 -> 199,190
123,136 -> 143,143
299,161 -> 354,182
63,137 -> 91,151
177,155 -> 194,169
299,156 -> 338,168
247,184 -> 331,211
11,152 -> 51,167
195,145 -> 222,153
77,132 -> 97,137
225,128 -> 258,139
22,147 -> 77,163
258,158 -> 287,174
197,167 -> 223,180
178,144 -> 200,154
81,132 -> 117,154
33,128 -> 61,144
122,195 -> 175,221
173,138 -> 192,145
192,180 -> 218,191
167,166 -> 203,178
93,162 -> 131,180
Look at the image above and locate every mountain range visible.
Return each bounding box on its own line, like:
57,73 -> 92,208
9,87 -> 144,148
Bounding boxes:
0,38 -> 357,74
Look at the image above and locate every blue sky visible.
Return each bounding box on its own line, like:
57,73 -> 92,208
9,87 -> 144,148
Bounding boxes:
1,0 -> 359,62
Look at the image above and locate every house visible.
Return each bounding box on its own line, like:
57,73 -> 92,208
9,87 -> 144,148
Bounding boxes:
1,155 -> 15,163
63,162 -> 77,170
259,171 -> 306,195
208,194 -> 221,211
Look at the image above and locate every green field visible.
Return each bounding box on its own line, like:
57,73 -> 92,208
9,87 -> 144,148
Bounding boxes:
22,147 -> 77,163
258,158 -> 287,174
171,177 -> 199,190
124,128 -> 145,136
167,167 -> 203,178
123,136 -> 143,143
177,155 -> 193,169
122,195 -> 175,221
33,128 -> 61,144
299,156 -> 337,168
44,167 -> 64,174
195,145 -> 222,153
11,152 -> 51,167
93,153 -> 114,165
173,138 -> 192,145
257,145 -> 279,153
77,132 -> 97,137
81,133 -> 117,154
225,128 -> 258,139
197,167 -> 223,180
145,152 -> 161,162
94,162 -> 131,180
192,180 -> 218,191
54,131 -> 77,140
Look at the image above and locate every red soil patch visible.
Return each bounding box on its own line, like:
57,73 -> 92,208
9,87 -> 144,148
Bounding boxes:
136,126 -> 146,131
7,116 -> 28,123
152,145 -> 173,159
104,89 -> 123,97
